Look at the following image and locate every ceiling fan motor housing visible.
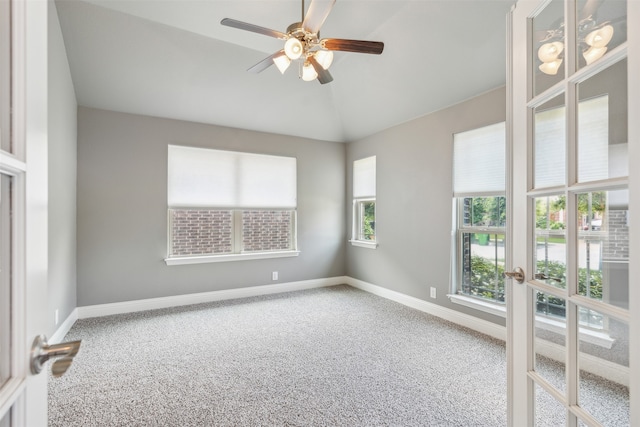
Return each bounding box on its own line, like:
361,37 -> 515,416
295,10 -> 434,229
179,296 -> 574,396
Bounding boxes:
286,22 -> 321,54
286,22 -> 305,35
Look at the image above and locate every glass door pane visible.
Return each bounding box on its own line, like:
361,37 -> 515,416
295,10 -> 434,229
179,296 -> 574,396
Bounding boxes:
533,0 -> 565,96
576,191 -> 629,310
578,309 -> 629,425
534,291 -> 567,394
535,383 -> 566,426
577,59 -> 628,183
534,95 -> 566,189
576,0 -> 627,71
534,195 -> 567,289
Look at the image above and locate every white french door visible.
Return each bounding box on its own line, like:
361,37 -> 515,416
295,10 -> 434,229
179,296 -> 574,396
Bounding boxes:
509,0 -> 639,425
0,0 -> 50,425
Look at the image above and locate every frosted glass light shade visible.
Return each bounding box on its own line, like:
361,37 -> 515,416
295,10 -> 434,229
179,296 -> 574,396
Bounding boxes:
584,25 -> 614,48
314,50 -> 333,70
284,38 -> 303,60
301,62 -> 318,81
538,41 -> 564,62
273,54 -> 291,74
583,46 -> 607,65
539,58 -> 563,75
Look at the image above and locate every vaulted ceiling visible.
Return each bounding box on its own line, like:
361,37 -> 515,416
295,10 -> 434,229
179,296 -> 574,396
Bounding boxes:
55,0 -> 515,142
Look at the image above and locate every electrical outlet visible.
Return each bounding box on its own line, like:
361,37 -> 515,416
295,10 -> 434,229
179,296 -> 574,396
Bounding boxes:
55,309 -> 59,325
430,287 -> 437,299
272,271 -> 278,281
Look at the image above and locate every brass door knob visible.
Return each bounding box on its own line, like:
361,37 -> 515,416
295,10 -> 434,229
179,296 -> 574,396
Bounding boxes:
504,267 -> 525,284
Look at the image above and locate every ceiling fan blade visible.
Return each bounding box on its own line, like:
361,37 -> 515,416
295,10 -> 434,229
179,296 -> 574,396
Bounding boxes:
308,56 -> 334,84
321,39 -> 384,55
302,0 -> 336,34
247,50 -> 284,73
221,18 -> 288,40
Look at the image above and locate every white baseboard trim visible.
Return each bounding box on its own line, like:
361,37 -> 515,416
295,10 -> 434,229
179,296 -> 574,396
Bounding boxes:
345,277 -> 506,342
346,277 -> 628,387
49,308 -> 79,344
77,276 -> 349,319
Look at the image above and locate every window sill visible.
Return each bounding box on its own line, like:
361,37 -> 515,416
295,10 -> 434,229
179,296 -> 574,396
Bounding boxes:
534,315 -> 615,349
349,240 -> 378,249
164,250 -> 300,266
447,294 -> 615,349
448,294 -> 506,318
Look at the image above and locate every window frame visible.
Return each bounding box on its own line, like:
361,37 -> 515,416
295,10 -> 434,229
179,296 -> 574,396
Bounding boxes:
351,197 -> 377,248
453,195 -> 507,305
165,146 -> 299,266
350,156 -> 377,249
449,121 -> 507,309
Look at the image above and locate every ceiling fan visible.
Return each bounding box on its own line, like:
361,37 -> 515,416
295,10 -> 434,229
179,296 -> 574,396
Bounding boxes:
221,0 -> 384,84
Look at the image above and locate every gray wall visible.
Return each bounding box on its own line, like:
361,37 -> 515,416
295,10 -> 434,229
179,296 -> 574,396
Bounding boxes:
76,107 -> 346,306
48,3 -> 77,335
346,86 -> 507,325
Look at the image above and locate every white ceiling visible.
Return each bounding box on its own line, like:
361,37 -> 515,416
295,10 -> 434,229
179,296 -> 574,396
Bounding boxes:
55,0 -> 515,143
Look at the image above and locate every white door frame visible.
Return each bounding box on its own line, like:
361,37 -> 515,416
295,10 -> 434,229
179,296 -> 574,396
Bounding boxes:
507,2 -> 531,423
509,0 -> 639,425
24,0 -> 50,424
0,0 -> 50,424
628,1 -> 640,426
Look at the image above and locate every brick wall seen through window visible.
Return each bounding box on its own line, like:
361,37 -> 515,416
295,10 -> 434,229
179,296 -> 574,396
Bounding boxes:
170,210 -> 232,256
169,209 -> 294,256
242,210 -> 292,252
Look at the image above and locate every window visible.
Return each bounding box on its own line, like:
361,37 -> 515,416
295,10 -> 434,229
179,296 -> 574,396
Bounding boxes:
456,196 -> 507,303
351,156 -> 376,248
450,98 -> 616,335
451,122 -> 506,305
165,145 -> 298,265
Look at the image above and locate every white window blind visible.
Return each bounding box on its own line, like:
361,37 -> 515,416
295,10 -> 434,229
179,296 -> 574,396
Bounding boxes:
353,156 -> 376,198
453,122 -> 505,197
168,145 -> 297,209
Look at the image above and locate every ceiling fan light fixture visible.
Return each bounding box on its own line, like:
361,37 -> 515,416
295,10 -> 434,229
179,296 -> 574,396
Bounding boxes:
583,45 -> 608,65
221,0 -> 384,84
538,58 -> 563,75
537,41 -> 564,62
301,62 -> 318,81
585,24 -> 614,48
314,50 -> 334,70
284,37 -> 304,60
273,54 -> 291,74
